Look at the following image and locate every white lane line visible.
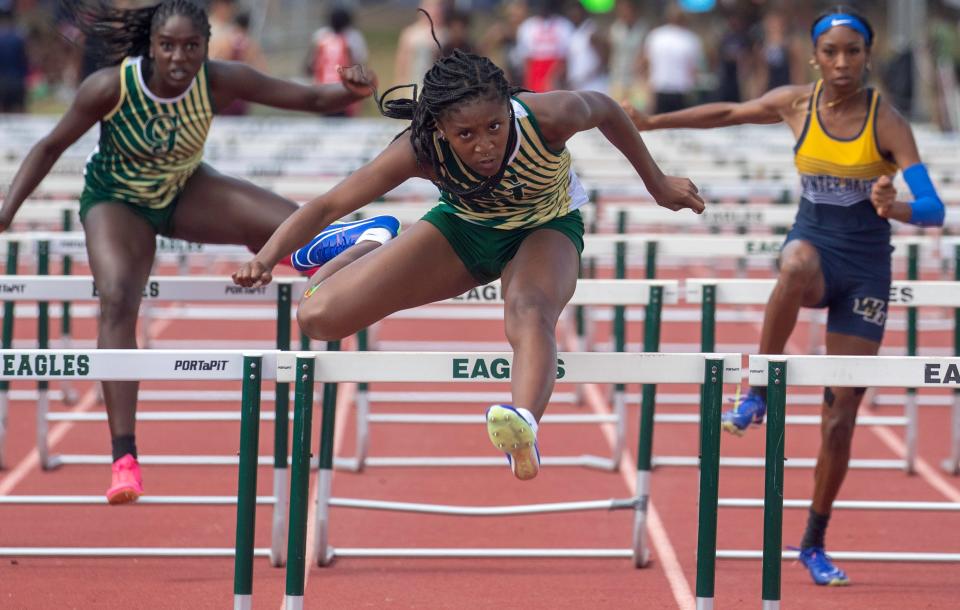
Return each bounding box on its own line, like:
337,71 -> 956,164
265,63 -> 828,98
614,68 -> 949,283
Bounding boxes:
581,381 -> 696,610
561,319 -> 694,610
0,317 -> 175,495
0,386 -> 99,495
870,424 -> 960,502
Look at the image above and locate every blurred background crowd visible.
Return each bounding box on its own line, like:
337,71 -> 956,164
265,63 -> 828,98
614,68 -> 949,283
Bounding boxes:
1,0 -> 959,130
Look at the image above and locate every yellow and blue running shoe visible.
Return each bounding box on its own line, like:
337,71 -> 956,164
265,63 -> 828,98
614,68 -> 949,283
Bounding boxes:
485,404 -> 540,481
797,546 -> 850,586
721,389 -> 767,436
290,215 -> 400,272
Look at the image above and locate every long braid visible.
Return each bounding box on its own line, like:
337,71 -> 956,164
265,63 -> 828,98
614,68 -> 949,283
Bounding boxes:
58,0 -> 210,71
375,8 -> 523,198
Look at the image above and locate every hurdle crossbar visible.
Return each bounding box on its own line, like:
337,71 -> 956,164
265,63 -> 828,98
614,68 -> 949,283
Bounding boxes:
277,350 -> 740,610
745,355 -> 960,610
0,349 -> 280,606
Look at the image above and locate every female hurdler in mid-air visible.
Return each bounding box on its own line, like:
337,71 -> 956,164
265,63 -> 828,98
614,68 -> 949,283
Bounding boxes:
234,27 -> 705,482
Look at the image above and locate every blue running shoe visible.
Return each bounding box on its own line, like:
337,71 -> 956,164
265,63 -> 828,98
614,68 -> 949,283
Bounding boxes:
485,405 -> 540,481
797,546 -> 850,586
721,389 -> 767,436
290,215 -> 400,272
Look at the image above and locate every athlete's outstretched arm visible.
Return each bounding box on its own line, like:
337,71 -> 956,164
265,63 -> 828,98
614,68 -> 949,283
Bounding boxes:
871,102 -> 945,226
209,61 -> 376,115
622,85 -> 803,131
232,135 -> 420,288
0,69 -> 119,231
526,90 -> 704,213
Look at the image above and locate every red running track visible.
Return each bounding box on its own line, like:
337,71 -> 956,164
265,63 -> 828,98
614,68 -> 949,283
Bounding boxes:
1,260 -> 959,609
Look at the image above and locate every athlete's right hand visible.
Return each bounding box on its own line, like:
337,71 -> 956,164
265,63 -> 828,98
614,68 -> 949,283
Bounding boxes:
0,208 -> 12,233
651,175 -> 705,214
232,259 -> 273,288
620,101 -> 651,131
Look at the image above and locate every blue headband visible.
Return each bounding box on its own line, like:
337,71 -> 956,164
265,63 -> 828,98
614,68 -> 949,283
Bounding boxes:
811,13 -> 872,46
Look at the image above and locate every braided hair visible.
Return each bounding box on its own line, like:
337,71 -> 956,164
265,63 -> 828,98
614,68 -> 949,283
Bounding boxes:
378,45 -> 523,198
59,0 -> 210,71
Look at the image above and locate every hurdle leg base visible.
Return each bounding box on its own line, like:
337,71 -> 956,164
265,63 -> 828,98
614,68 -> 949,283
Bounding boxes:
233,594 -> 251,610
285,595 -> 304,610
942,459 -> 960,476
41,454 -> 63,471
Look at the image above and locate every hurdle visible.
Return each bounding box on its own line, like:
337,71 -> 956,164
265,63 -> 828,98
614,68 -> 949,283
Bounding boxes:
741,354 -> 960,610
678,278 -> 960,473
275,350 -> 740,610
0,349 -> 283,580
939,239 -> 960,475
0,272 -> 309,565
345,279 -> 678,473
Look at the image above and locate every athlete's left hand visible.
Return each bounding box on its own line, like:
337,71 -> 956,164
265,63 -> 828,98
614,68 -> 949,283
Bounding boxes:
338,65 -> 377,99
651,175 -> 705,214
871,175 -> 897,218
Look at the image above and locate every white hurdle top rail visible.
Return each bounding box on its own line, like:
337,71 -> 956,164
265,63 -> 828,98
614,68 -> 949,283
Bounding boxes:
601,202 -> 960,230
684,278 -> 960,307
1,228 -> 940,266
0,349 -> 280,381
277,351 -> 742,385
749,355 -> 960,388
0,275 -> 307,302
0,274 -> 678,307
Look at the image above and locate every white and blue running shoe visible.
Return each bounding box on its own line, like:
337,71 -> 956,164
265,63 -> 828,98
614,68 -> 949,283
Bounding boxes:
796,546 -> 850,586
290,215 -> 400,272
485,404 -> 540,480
721,389 -> 767,436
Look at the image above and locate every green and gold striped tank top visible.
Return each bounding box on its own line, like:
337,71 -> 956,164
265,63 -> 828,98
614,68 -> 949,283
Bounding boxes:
433,97 -> 588,230
82,56 -> 214,210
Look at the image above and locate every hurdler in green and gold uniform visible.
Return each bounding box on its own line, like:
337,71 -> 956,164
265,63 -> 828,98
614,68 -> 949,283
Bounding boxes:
80,56 -> 214,233
423,97 -> 589,283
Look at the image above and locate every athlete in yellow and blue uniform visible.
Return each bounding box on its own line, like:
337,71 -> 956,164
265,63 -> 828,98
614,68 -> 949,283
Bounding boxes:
0,0 -> 386,505
789,77 -> 899,343
235,48 -> 705,482
623,6 -> 944,587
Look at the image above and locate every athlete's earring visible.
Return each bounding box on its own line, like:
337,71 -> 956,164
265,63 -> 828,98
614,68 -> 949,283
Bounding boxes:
439,132 -> 446,141
809,59 -> 820,70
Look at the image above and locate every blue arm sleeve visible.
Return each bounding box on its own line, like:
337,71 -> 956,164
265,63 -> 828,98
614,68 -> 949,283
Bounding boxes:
902,163 -> 945,227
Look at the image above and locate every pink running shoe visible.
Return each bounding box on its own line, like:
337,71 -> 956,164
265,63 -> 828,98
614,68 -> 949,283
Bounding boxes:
106,453 -> 143,505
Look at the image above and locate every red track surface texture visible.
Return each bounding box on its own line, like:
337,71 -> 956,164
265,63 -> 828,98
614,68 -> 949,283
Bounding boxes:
1,259 -> 960,609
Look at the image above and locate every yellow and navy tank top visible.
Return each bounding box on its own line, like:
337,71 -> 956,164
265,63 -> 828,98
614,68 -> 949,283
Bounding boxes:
433,97 -> 588,230
791,80 -> 898,247
82,56 -> 214,209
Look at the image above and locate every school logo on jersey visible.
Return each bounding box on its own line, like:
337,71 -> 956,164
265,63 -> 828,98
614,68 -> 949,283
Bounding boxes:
852,296 -> 887,327
502,174 -> 525,200
144,114 -> 180,154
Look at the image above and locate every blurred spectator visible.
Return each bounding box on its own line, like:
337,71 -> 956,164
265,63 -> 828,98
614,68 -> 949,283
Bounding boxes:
565,1 -> 608,92
929,2 -> 960,130
307,5 -> 369,117
479,0 -> 528,86
395,0 -> 445,87
441,9 -> 473,56
642,3 -> 704,113
608,0 -> 647,106
208,0 -> 239,61
754,9 -> 802,93
0,8 -> 27,112
714,12 -> 752,102
515,0 -> 573,92
218,11 -> 267,116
